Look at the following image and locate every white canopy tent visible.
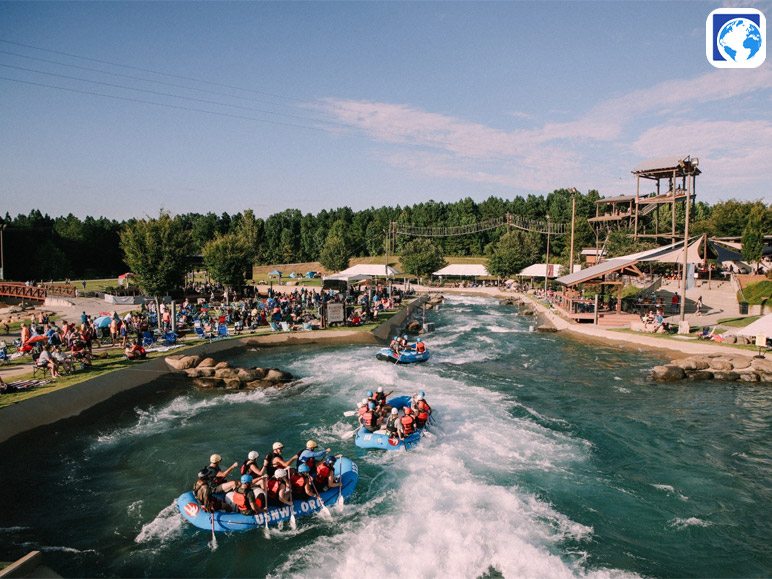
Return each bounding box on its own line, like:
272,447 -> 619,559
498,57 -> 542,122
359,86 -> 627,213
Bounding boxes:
519,264 -> 564,278
733,314 -> 772,338
330,264 -> 401,278
432,263 -> 490,277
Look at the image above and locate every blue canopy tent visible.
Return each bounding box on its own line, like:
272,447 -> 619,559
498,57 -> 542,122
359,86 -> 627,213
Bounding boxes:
93,316 -> 111,328
305,271 -> 317,278
268,270 -> 282,277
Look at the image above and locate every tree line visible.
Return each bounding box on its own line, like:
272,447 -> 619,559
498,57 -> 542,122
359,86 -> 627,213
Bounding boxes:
1,194 -> 768,286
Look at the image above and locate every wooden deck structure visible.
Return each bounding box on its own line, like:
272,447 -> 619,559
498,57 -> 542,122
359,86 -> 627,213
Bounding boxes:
0,282 -> 75,302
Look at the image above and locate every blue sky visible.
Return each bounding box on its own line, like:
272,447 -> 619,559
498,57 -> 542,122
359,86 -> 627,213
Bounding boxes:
0,1 -> 769,220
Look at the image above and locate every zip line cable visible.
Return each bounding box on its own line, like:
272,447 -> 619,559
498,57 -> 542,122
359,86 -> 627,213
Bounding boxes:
0,38 -> 300,102
0,49 -> 306,109
0,62 -> 351,129
0,76 -> 333,133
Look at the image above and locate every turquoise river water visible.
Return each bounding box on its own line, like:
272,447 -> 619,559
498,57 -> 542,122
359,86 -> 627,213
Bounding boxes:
0,295 -> 770,577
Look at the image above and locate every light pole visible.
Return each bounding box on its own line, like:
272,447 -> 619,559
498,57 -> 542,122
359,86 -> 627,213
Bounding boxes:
544,215 -> 551,294
0,223 -> 6,280
679,157 -> 698,322
568,188 -> 577,274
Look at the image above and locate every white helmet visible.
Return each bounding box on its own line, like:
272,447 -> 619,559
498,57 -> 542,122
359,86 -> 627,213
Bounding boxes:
357,401 -> 364,408
377,386 -> 384,393
210,453 -> 222,464
391,408 -> 398,415
248,450 -> 259,460
361,398 -> 368,406
306,440 -> 318,449
272,442 -> 284,451
274,468 -> 288,478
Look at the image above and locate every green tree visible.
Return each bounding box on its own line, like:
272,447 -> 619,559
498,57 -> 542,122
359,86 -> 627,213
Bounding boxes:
319,234 -> 350,272
742,206 -> 765,267
488,230 -> 541,277
318,219 -> 353,272
400,238 -> 446,278
202,233 -> 252,290
120,212 -> 191,322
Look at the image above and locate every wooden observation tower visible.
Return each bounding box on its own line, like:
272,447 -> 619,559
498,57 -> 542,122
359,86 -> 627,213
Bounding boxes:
590,155 -> 700,245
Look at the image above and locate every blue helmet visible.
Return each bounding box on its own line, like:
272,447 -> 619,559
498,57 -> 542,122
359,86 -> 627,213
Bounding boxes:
417,338 -> 423,342
324,455 -> 336,466
240,474 -> 253,485
368,401 -> 375,410
367,390 -> 373,397
298,463 -> 310,474
419,390 -> 426,397
403,334 -> 408,339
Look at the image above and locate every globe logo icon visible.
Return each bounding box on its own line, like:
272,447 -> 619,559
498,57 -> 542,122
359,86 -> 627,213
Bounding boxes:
717,18 -> 763,62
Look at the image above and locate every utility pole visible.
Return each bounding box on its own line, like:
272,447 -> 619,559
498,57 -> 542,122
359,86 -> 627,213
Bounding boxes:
544,215 -> 551,294
568,188 -> 577,274
0,223 -> 5,280
679,161 -> 695,322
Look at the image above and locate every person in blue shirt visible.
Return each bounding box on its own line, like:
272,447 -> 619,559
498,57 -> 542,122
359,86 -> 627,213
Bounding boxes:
297,440 -> 330,474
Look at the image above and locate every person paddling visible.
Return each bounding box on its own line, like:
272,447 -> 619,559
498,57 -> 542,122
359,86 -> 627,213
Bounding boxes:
360,401 -> 380,432
399,407 -> 417,437
263,442 -> 298,477
241,450 -> 268,490
290,464 -> 318,499
297,440 -> 330,474
314,455 -> 341,492
231,475 -> 263,515
414,394 -> 432,428
202,453 -> 239,494
385,407 -> 400,438
266,468 -> 293,506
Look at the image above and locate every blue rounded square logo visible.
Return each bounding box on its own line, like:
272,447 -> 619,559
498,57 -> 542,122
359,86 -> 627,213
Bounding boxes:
706,8 -> 766,68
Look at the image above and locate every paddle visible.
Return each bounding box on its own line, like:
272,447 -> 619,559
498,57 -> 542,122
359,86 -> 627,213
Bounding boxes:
286,476 -> 297,530
310,479 -> 332,520
336,477 -> 344,512
342,426 -> 360,440
209,511 -> 218,550
342,410 -> 357,417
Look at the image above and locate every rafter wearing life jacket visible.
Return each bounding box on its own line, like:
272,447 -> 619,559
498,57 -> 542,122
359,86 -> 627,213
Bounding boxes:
400,409 -> 416,436
415,399 -> 432,428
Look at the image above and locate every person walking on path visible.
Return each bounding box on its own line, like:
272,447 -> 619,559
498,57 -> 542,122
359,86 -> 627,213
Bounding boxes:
696,296 -> 703,316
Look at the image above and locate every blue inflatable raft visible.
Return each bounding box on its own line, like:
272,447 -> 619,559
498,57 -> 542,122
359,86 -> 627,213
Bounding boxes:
376,347 -> 431,364
354,396 -> 422,451
177,457 -> 358,532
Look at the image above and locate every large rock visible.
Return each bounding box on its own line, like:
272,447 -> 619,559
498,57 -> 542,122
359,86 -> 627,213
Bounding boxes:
750,358 -> 772,374
237,368 -> 260,382
214,361 -> 230,370
729,357 -> 752,370
759,373 -> 772,383
687,370 -> 714,380
265,368 -> 293,382
184,368 -> 202,378
652,365 -> 686,381
197,367 -> 216,378
251,367 -> 268,380
192,377 -> 221,389
165,355 -> 202,371
197,357 -> 218,368
708,358 -> 734,372
223,379 -> 242,390
406,320 -> 422,333
214,368 -> 239,381
712,371 -> 739,381
738,372 -> 760,382
674,357 -> 710,371
244,379 -> 271,390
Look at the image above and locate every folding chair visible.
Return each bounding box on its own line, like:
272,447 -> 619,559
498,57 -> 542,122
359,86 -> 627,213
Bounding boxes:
163,331 -> 178,346
217,324 -> 229,339
142,330 -> 156,347
32,353 -> 50,379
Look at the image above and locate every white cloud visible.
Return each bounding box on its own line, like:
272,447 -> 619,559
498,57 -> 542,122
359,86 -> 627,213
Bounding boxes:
312,68 -> 772,198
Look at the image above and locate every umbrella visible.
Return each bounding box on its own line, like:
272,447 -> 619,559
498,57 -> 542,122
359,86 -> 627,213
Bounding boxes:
25,335 -> 48,345
94,316 -> 112,328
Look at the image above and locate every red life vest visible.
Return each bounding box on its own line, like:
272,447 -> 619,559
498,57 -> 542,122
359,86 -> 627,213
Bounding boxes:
416,400 -> 431,427
362,411 -> 377,429
232,489 -> 251,513
290,474 -> 307,498
374,392 -> 386,404
240,459 -> 256,476
314,464 -> 331,487
266,478 -> 282,499
415,342 -> 426,353
400,415 -> 415,435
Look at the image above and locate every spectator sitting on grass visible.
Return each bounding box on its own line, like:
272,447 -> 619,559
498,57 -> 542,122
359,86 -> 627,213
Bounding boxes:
125,339 -> 147,361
